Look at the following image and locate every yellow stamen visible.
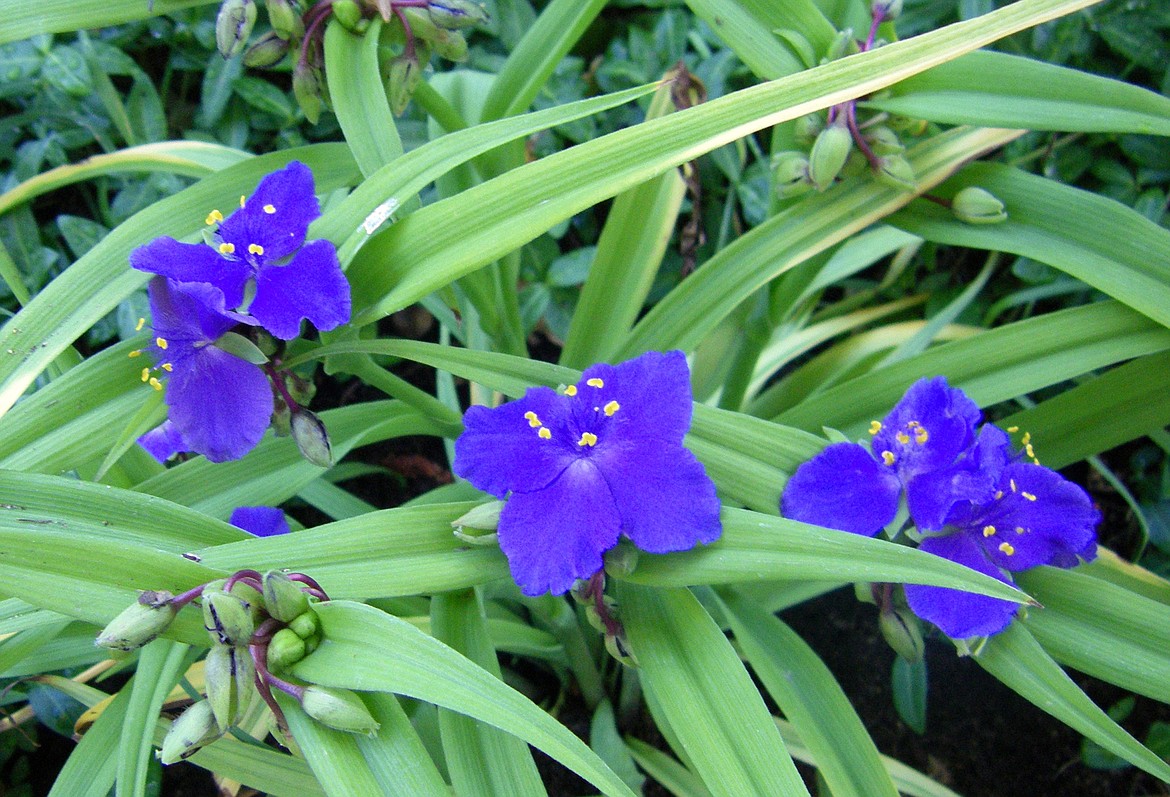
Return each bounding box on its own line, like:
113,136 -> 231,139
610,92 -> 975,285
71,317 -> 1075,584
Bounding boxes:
140,367 -> 150,383
577,432 -> 598,447
148,377 -> 163,391
983,525 -> 996,537
994,490 -> 1004,500
538,427 -> 551,440
524,410 -> 541,428
586,378 -> 604,388
162,363 -> 173,372
604,400 -> 620,417
881,451 -> 895,466
205,209 -> 223,225
998,542 -> 1015,556
1022,431 -> 1031,445
1022,491 -> 1037,502
219,242 -> 236,255
128,350 -> 142,359
135,317 -> 146,332
914,428 -> 929,444
263,204 -> 276,214
1025,443 -> 1035,459
907,420 -> 919,427
155,337 -> 168,350
1009,479 -> 1017,493
1007,426 -> 1019,433
564,385 -> 577,396
248,243 -> 265,256
895,432 -> 910,445
868,420 -> 881,435
1015,526 -> 1026,535
239,195 -> 246,208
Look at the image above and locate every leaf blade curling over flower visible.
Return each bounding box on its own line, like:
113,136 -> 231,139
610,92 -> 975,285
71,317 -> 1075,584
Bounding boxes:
453,350 -> 722,596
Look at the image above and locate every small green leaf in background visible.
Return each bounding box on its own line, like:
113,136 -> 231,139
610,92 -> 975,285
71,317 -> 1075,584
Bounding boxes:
892,656 -> 927,736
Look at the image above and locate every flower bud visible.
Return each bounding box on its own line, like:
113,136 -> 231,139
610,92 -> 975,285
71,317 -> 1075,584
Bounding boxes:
400,7 -> 441,40
604,633 -> 638,668
430,28 -> 468,62
288,610 -> 320,640
293,62 -> 324,124
243,31 -> 290,68
264,571 -> 311,623
96,591 -> 178,652
284,372 -> 316,406
864,126 -> 904,156
202,590 -> 254,647
879,606 -> 924,663
291,408 -> 332,467
603,543 -> 638,577
886,114 -> 927,136
204,645 -> 250,730
300,686 -> 380,735
216,0 -> 257,59
874,154 -> 917,192
583,595 -> 618,633
873,0 -> 903,20
951,186 -> 1008,225
331,0 -> 369,33
793,113 -> 823,147
385,53 -> 422,116
820,28 -> 857,64
267,627 -> 308,670
427,0 -> 490,30
267,0 -> 304,40
808,123 -> 853,191
303,631 -> 322,655
452,501 -> 503,532
771,151 -> 812,199
159,700 -> 224,764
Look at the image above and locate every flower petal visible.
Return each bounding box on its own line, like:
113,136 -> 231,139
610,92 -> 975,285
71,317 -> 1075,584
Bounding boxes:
137,420 -> 189,463
905,532 -> 1020,638
230,506 -> 291,537
218,161 -> 319,261
246,240 -> 351,339
598,444 -> 721,552
148,277 -> 237,349
453,387 -> 578,499
132,238 -> 249,311
575,350 -> 693,446
873,376 -> 981,484
904,426 -> 1010,531
497,460 -> 621,596
166,345 -> 273,462
780,442 -> 901,536
978,462 -> 1100,572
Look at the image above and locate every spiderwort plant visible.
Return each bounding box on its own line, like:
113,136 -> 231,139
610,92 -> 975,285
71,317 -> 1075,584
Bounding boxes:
782,376 -> 1099,638
453,350 -> 722,596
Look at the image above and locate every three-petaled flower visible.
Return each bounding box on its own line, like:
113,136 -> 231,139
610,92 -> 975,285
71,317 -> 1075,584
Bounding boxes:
781,376 -> 1098,638
453,350 -> 722,596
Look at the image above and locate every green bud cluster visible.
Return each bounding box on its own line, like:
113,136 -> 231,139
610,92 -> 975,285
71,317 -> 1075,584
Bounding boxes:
570,574 -> 638,668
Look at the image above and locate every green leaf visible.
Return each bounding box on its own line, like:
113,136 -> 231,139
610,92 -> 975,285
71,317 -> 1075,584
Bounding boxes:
116,640 -> 188,797
47,685 -> 128,797
42,44 -> 92,97
891,657 -> 927,736
325,19 -> 403,176
0,0 -> 216,45
233,76 -> 294,122
280,692 -> 390,797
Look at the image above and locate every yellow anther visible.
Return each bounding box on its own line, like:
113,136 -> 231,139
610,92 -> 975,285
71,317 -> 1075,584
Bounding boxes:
149,377 -> 163,391
1007,426 -> 1019,433
1025,443 -> 1035,459
524,410 -> 541,428
219,242 -> 236,255
604,400 -> 620,417
135,317 -> 146,332
240,195 -> 246,208
162,363 -> 173,372
140,367 -> 150,382
983,525 -> 996,537
998,542 -> 1015,556
1022,491 -> 1037,502
1015,526 -> 1026,535
994,490 -> 1004,500
868,420 -> 881,435
263,204 -> 276,214
248,243 -> 265,256
564,385 -> 578,396
205,209 -> 224,225
907,420 -> 919,427
881,451 -> 895,466
1022,431 -> 1031,445
577,432 -> 598,447
538,427 -> 551,440
914,428 -> 929,445
586,378 -> 604,388
128,350 -> 142,359
155,337 -> 168,350
1009,479 -> 1017,493
895,432 -> 910,445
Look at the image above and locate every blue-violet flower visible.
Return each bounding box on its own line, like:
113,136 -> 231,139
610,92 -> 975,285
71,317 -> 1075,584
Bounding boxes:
129,161 -> 350,340
230,506 -> 292,537
453,350 -> 722,596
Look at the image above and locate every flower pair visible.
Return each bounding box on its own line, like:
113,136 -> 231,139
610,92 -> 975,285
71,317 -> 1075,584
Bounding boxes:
132,162 -> 350,463
781,377 -> 1099,638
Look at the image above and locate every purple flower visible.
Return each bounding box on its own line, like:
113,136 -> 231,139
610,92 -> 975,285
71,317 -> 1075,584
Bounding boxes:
453,350 -> 722,596
129,161 -> 350,340
230,506 -> 291,537
136,277 -> 273,463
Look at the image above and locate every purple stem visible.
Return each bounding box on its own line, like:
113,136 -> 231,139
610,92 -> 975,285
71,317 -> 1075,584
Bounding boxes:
845,102 -> 881,169
864,7 -> 886,52
264,364 -> 301,414
249,639 -> 291,733
288,573 -> 330,600
225,569 -> 264,594
169,584 -> 207,609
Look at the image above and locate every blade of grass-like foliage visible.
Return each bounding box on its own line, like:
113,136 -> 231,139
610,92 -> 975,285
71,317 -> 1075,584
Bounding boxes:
868,51 -> 1170,134
1018,568 -> 1170,702
0,618 -> 71,672
1082,549 -> 1170,606
998,350 -> 1170,469
432,590 -> 547,796
0,0 -> 216,44
345,0 -> 1102,324
775,301 -> 1170,437
890,162 -> 1170,330
682,0 -> 806,79
353,692 -> 451,797
293,600 -> 640,797
184,732 -> 326,797
617,584 -> 808,797
46,685 -> 128,797
1,622 -> 107,677
0,146 -> 360,420
479,0 -> 607,121
719,590 -> 899,797
977,623 -> 1170,780
116,640 -> 187,797
0,141 -> 250,218
624,737 -> 712,797
325,19 -> 403,176
0,598 -> 68,635
279,692 -> 389,797
297,478 -> 378,520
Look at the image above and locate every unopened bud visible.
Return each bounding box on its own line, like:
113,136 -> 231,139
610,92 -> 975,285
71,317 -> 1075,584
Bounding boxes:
864,125 -> 904,156
427,0 -> 490,29
583,595 -> 618,633
202,590 -> 254,647
291,409 -> 332,467
385,54 -> 422,116
216,0 -> 257,58
873,0 -> 902,20
267,0 -> 304,40
159,700 -> 224,764
886,114 -> 927,136
204,645 -> 248,730
288,610 -> 320,640
244,31 -> 290,68
264,571 -> 311,623
300,686 -> 380,735
284,372 -> 316,406
331,0 -> 368,33
401,7 -> 441,40
879,606 -> 924,662
96,591 -> 178,651
272,398 -> 292,436
821,28 -> 857,64
293,62 -> 324,124
604,633 -> 638,667
874,154 -> 916,191
452,501 -> 503,532
603,543 -> 638,577
430,28 -> 468,62
951,186 -> 1008,224
808,123 -> 853,191
793,113 -> 824,147
267,627 -> 308,670
771,151 -> 812,199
